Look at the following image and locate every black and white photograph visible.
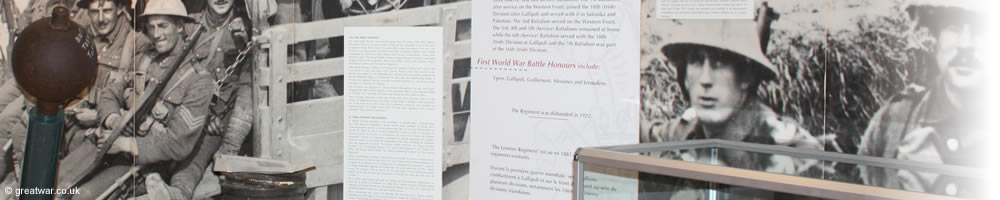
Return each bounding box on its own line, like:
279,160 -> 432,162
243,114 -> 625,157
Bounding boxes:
638,0 -> 985,198
0,0 -> 472,199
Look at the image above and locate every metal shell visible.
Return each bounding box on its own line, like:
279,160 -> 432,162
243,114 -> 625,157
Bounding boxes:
11,6 -> 98,114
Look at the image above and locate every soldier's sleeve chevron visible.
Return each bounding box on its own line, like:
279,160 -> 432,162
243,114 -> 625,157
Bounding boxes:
177,106 -> 205,131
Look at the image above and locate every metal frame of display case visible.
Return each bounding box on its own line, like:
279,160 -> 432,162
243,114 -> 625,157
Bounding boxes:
574,139 -> 980,200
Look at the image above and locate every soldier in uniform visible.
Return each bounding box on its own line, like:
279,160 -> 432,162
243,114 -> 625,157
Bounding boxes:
143,0 -> 253,198
857,0 -> 984,198
62,0 -> 137,154
638,20 -> 825,199
70,0 -> 215,198
640,20 -> 823,153
189,0 -> 250,157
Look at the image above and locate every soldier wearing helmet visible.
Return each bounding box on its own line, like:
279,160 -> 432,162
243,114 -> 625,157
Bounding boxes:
639,19 -> 825,199
641,20 -> 823,151
144,0 -> 254,198
639,18 -> 829,197
68,0 -> 214,198
857,0 -> 985,198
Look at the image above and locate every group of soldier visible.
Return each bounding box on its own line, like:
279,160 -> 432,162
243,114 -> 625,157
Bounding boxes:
0,0 -> 253,199
0,0 -> 446,198
640,0 -> 984,199
0,0 -> 984,199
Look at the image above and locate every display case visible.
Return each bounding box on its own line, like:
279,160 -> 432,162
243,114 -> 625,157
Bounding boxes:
574,139 -> 981,200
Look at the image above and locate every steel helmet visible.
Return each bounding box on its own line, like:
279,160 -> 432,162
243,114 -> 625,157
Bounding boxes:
660,20 -> 779,81
905,0 -> 983,30
139,0 -> 193,21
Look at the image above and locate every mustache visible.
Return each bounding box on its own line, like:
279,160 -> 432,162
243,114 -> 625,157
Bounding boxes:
947,50 -> 981,68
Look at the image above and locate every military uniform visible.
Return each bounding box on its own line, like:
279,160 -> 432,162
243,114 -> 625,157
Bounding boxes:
639,101 -> 825,200
69,39 -> 215,200
187,10 -> 252,157
155,11 -> 253,199
642,100 -> 824,160
63,13 -> 138,153
646,103 -> 825,170
88,11 -> 137,91
858,84 -> 981,198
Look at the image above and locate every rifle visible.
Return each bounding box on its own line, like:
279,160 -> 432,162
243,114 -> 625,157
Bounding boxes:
58,25 -> 206,190
0,0 -> 18,77
0,0 -> 17,42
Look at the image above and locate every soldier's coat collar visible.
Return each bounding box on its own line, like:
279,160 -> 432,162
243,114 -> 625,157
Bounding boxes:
680,99 -> 776,142
150,40 -> 188,66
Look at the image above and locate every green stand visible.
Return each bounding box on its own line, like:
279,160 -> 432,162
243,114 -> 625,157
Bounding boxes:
19,107 -> 64,200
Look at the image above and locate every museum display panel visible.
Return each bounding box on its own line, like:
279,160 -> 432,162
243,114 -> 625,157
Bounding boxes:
0,0 -> 994,199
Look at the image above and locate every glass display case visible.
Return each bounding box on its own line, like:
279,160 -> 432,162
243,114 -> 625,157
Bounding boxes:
574,139 -> 981,200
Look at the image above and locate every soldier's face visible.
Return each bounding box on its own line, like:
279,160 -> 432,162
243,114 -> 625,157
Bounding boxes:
684,50 -> 749,125
935,23 -> 983,92
145,16 -> 183,54
87,1 -> 119,37
209,0 -> 233,15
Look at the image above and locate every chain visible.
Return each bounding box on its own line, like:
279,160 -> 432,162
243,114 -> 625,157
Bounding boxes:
352,0 -> 407,15
214,38 -> 254,90
210,1 -> 259,90
355,0 -> 371,14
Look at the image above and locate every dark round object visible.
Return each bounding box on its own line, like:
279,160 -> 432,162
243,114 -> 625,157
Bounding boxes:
12,6 -> 98,115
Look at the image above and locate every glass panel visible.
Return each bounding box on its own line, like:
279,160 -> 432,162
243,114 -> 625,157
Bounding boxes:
648,147 -> 828,179
635,144 -> 978,198
581,163 -> 827,200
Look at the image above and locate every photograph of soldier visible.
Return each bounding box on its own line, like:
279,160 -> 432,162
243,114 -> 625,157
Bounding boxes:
636,1 -> 836,199
0,1 -> 23,199
140,0 -> 254,198
61,0 -> 138,160
640,0 -> 988,198
0,0 -> 258,198
636,15 -> 828,200
0,1 -> 99,199
62,0 -> 215,198
0,0 -> 472,198
638,0 -> 826,167
857,0 -> 984,198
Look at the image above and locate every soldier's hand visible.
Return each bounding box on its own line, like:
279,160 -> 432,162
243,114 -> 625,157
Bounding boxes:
151,102 -> 169,120
74,108 -> 99,126
108,137 -> 136,155
96,129 -> 113,145
124,88 -> 135,110
65,107 -> 78,115
104,113 -> 122,129
230,18 -> 248,42
150,122 -> 167,136
207,116 -> 224,136
138,116 -> 155,136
